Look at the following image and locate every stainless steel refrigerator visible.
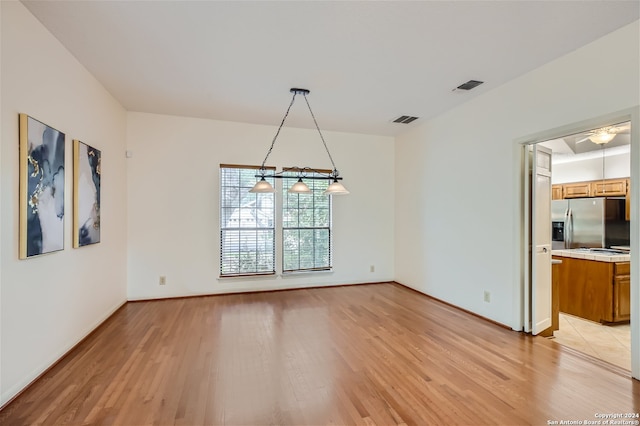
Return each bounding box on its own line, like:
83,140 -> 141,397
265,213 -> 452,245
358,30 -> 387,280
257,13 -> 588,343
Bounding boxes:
551,197 -> 629,250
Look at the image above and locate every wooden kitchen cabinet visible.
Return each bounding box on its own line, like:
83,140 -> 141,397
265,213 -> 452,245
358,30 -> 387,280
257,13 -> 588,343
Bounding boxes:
555,256 -> 630,323
614,262 -> 630,322
554,178 -> 630,206
591,178 -> 627,197
626,178 -> 631,221
562,182 -> 592,198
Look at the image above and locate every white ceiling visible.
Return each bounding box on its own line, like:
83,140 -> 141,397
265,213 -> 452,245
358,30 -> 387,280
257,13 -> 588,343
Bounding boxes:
21,1 -> 640,137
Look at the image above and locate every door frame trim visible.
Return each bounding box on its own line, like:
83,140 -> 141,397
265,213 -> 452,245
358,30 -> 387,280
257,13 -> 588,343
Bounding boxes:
513,106 -> 639,378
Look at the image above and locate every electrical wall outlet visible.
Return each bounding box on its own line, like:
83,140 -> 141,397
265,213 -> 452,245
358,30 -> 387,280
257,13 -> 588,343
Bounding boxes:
483,290 -> 491,303
159,276 -> 166,285
370,265 -> 375,273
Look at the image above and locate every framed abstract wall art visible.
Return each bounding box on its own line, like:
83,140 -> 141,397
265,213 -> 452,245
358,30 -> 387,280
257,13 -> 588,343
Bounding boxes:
73,140 -> 101,248
19,114 -> 66,259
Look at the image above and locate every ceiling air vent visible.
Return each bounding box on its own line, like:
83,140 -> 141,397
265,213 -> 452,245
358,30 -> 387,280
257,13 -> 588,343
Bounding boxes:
455,80 -> 484,91
392,115 -> 419,124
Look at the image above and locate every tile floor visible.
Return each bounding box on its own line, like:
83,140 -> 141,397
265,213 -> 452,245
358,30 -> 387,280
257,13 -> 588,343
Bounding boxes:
550,313 -> 630,370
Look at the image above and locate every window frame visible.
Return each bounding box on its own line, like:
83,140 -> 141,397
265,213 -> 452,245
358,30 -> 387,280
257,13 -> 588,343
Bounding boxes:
281,168 -> 333,273
219,164 -> 276,277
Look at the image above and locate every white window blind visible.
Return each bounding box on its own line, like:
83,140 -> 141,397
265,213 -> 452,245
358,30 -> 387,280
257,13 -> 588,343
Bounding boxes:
220,165 -> 275,276
282,170 -> 332,272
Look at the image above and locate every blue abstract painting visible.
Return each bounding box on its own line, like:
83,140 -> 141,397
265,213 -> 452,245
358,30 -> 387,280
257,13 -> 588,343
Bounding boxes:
19,114 -> 66,258
74,140 -> 101,247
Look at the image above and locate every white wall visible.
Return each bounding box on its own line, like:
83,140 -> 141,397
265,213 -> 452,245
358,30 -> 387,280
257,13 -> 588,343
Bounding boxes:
0,1 -> 128,406
126,112 -> 394,300
395,21 -> 640,328
0,0 -> 4,403
553,151 -> 630,183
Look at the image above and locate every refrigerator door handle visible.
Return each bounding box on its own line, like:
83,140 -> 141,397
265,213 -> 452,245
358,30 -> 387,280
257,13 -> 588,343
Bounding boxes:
564,208 -> 569,249
567,208 -> 573,248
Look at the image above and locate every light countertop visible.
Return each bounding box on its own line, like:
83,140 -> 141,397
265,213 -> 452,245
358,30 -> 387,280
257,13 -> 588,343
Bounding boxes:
552,249 -> 630,263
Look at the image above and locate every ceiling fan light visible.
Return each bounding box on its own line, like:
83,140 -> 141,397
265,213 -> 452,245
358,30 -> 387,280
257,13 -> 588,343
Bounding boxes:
249,177 -> 275,193
589,132 -> 616,145
324,180 -> 350,195
288,178 -> 311,193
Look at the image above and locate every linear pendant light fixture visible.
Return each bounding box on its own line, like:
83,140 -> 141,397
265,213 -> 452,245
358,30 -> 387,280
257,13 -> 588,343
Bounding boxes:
249,88 -> 349,195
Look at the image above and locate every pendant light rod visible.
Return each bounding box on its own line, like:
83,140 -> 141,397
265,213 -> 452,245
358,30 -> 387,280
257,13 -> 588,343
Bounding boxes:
602,144 -> 606,194
254,169 -> 343,180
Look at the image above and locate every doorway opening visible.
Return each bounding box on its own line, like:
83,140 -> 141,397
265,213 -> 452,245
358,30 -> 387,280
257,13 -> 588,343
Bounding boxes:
524,119 -> 633,371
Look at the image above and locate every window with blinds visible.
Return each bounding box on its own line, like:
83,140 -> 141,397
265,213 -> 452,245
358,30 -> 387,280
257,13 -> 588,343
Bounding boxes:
220,165 -> 275,276
282,170 -> 332,272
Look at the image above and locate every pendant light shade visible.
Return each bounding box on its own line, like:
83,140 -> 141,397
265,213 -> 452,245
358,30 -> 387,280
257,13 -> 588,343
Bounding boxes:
324,180 -> 350,195
248,177 -> 275,193
249,88 -> 349,195
288,178 -> 312,193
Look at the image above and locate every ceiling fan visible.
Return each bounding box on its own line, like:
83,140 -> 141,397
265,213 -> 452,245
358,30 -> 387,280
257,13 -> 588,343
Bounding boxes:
576,122 -> 631,144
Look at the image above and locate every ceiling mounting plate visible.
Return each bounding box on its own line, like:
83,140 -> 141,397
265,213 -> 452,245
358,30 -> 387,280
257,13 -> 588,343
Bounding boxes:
290,88 -> 310,95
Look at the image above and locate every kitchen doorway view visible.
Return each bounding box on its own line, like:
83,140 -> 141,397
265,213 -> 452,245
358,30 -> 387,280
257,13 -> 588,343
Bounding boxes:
538,120 -> 631,370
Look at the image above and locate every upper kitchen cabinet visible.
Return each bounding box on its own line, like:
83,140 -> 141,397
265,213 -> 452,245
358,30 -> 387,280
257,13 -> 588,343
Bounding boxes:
552,177 -> 631,221
626,178 -> 630,221
562,181 -> 592,198
591,178 -> 627,197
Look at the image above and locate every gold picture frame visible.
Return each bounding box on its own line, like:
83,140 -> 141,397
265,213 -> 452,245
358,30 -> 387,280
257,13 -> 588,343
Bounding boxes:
19,113 -> 66,259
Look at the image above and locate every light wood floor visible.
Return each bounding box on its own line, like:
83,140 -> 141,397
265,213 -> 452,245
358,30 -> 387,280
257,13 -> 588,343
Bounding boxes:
2,282 -> 640,425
